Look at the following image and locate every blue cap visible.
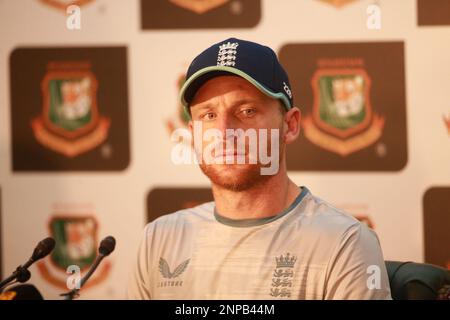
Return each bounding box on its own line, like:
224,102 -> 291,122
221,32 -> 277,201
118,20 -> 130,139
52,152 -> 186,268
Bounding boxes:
180,38 -> 294,115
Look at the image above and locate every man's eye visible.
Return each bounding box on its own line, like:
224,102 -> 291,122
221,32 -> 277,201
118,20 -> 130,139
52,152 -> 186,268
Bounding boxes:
202,112 -> 216,120
241,108 -> 256,117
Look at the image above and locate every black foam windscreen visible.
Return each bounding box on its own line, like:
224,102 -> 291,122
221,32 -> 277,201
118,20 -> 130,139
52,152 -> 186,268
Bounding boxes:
99,236 -> 116,256
31,237 -> 56,261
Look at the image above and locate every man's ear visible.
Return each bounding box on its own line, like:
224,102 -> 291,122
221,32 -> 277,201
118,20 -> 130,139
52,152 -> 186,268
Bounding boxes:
283,107 -> 301,144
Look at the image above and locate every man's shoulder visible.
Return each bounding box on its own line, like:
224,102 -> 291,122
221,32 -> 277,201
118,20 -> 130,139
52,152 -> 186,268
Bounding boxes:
298,190 -> 382,265
143,201 -> 215,234
299,191 -> 366,239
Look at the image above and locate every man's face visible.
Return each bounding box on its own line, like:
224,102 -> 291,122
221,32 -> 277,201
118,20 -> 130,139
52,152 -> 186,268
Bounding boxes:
189,75 -> 286,191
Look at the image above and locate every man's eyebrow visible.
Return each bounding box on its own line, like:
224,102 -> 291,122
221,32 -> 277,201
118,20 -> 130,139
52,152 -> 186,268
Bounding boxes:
191,97 -> 261,112
190,103 -> 214,113
229,98 -> 262,109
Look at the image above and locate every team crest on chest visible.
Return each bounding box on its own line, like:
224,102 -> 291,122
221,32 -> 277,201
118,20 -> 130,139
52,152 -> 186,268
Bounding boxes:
270,253 -> 297,298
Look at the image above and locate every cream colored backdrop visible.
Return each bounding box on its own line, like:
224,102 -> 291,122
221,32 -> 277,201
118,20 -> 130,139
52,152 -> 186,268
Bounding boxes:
0,0 -> 449,299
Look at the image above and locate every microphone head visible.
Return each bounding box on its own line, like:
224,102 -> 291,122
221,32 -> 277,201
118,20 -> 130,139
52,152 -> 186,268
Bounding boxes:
31,237 -> 56,261
99,236 -> 116,256
0,284 -> 44,300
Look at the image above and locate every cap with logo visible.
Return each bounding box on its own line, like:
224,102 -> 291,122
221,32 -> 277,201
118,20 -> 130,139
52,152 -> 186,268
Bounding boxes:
180,37 -> 294,115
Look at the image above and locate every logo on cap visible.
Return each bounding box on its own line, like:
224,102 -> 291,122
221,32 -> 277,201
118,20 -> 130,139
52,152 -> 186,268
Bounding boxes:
283,82 -> 292,99
217,42 -> 239,67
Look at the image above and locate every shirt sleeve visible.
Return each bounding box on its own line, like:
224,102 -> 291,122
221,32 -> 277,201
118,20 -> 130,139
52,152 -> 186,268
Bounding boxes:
127,224 -> 153,300
324,222 -> 392,300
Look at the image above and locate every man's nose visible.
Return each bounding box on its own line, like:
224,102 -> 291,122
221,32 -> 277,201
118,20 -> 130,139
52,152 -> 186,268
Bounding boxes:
215,113 -> 237,138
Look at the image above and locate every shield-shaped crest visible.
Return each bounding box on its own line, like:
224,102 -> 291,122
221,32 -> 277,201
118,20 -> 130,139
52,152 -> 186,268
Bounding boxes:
41,70 -> 99,140
312,69 -> 372,139
302,68 -> 385,156
39,0 -> 93,11
169,0 -> 229,14
31,61 -> 110,158
49,216 -> 97,271
37,214 -> 112,289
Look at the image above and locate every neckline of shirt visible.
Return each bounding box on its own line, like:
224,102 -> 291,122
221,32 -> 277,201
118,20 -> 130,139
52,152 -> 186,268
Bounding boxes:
213,186 -> 309,228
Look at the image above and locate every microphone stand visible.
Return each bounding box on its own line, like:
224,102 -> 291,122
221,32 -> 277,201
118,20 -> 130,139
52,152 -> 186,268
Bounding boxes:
61,254 -> 106,300
0,237 -> 55,292
0,261 -> 33,292
60,236 -> 115,300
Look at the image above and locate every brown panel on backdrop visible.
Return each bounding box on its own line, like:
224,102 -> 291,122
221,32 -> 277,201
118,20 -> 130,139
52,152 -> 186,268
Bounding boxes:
279,42 -> 407,171
147,188 -> 213,223
10,47 -> 130,171
141,0 -> 260,29
418,0 -> 450,26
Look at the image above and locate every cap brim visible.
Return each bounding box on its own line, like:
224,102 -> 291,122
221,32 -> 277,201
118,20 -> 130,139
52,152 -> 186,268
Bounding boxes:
180,66 -> 292,117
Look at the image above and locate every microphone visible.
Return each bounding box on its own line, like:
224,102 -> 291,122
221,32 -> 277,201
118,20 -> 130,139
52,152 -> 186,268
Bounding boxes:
31,237 -> 56,261
61,236 -> 116,300
0,237 -> 56,291
0,284 -> 44,300
99,236 -> 116,256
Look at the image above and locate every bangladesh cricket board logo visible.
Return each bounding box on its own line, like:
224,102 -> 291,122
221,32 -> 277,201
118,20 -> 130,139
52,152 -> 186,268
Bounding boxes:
37,215 -> 111,289
302,68 -> 385,156
39,0 -> 94,12
169,0 -> 229,14
31,61 -> 110,158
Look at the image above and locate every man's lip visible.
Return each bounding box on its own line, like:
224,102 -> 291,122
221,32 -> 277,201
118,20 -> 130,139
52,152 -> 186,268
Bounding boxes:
215,152 -> 247,157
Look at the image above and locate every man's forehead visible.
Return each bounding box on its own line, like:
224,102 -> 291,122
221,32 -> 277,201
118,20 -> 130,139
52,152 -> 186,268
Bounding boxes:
192,76 -> 266,105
